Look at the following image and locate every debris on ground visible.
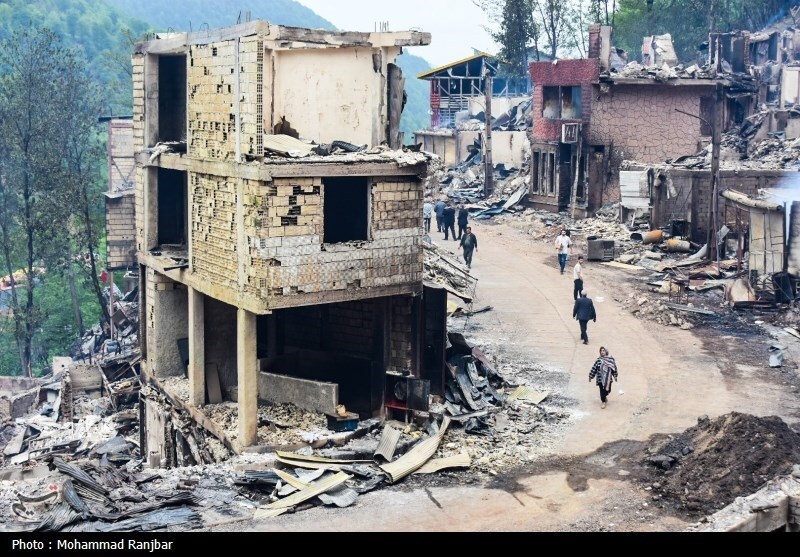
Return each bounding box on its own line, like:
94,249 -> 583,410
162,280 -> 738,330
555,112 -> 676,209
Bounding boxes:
640,412 -> 800,516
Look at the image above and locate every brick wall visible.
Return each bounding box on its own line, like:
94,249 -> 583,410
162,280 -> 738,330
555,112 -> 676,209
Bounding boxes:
134,165 -> 145,254
590,84 -> 711,163
133,55 -> 145,255
243,176 -> 423,308
692,172 -> 786,242
188,36 -> 262,161
191,172 -> 239,290
390,296 -> 413,372
106,194 -> 136,270
281,300 -> 376,360
529,59 -> 599,143
109,120 -> 134,192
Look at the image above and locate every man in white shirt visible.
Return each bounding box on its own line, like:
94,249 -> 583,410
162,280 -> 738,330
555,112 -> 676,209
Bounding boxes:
554,229 -> 572,274
573,256 -> 584,300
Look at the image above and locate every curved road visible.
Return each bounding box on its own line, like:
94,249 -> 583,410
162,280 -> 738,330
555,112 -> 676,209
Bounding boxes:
221,220 -> 800,532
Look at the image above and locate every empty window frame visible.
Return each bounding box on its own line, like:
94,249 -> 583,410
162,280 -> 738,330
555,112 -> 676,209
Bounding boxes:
157,168 -> 188,246
547,153 -> 556,195
542,87 -> 560,119
532,152 -> 540,193
542,86 -> 582,119
158,55 -> 187,143
561,87 -> 582,119
323,177 -> 370,244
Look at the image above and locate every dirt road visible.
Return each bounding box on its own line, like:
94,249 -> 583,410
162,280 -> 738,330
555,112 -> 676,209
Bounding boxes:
221,220 -> 800,532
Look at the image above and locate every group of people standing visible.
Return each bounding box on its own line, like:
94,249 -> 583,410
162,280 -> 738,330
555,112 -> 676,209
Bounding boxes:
554,227 -> 620,409
424,198 -> 478,270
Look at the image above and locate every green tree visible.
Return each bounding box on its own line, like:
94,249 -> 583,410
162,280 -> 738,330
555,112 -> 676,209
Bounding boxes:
0,26 -> 104,376
614,0 -> 797,63
494,0 -> 541,73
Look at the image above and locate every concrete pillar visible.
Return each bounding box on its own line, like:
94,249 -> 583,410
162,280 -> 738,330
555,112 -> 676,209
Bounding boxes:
237,308 -> 258,447
188,287 -> 205,406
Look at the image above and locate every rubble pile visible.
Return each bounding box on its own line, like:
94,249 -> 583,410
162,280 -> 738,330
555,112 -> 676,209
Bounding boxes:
640,412 -> 800,515
423,240 -> 477,302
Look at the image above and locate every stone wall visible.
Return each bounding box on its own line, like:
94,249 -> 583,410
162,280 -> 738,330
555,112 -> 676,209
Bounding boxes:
590,84 -> 712,164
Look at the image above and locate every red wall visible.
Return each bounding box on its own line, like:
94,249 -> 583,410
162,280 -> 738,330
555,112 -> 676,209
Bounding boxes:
529,59 -> 600,143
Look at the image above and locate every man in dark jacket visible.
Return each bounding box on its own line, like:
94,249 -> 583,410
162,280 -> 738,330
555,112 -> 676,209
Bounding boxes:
572,290 -> 597,345
442,203 -> 456,241
457,204 -> 469,240
434,199 -> 446,232
459,226 -> 478,269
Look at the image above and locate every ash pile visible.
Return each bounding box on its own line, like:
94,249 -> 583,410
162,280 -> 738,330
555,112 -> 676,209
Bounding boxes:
640,412 -> 800,516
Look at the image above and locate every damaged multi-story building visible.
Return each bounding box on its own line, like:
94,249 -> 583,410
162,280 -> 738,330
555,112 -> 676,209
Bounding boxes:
131,20 -> 453,456
527,25 -> 752,219
102,116 -> 138,292
414,52 -> 532,169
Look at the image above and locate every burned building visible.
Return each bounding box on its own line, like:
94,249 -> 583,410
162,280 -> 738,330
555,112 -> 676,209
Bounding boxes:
415,53 -> 531,168
132,21 -> 447,453
102,117 -> 138,291
528,25 -> 736,218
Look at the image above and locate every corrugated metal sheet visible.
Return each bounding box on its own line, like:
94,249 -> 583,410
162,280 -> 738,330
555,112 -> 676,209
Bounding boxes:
263,134 -> 314,157
374,426 -> 401,462
275,451 -> 369,463
318,487 -> 359,508
380,417 -> 451,484
508,386 -> 549,404
620,170 -> 650,209
274,469 -> 311,490
264,471 -> 351,510
276,456 -> 343,471
413,452 -> 471,475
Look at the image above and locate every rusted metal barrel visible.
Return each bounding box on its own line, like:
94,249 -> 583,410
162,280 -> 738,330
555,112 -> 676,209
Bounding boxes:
642,230 -> 664,245
666,239 -> 692,252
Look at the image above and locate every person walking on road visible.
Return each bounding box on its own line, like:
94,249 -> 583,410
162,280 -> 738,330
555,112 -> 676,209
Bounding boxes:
589,346 -> 618,409
442,202 -> 456,241
423,198 -> 434,234
459,226 -> 478,269
573,256 -> 584,301
573,290 -> 596,345
555,228 -> 572,274
434,199 -> 446,233
457,204 -> 470,240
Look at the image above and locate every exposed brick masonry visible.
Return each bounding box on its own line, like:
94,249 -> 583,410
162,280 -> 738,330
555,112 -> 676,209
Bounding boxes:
530,59 -> 600,143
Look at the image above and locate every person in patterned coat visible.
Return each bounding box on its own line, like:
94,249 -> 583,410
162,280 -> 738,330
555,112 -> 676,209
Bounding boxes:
589,346 -> 618,409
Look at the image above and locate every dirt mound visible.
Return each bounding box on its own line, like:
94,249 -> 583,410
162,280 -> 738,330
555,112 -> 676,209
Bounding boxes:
643,412 -> 800,515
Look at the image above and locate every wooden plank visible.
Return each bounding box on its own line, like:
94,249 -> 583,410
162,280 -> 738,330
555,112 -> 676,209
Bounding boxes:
97,364 -> 117,410
205,364 -> 223,404
602,261 -> 645,271
147,374 -> 241,454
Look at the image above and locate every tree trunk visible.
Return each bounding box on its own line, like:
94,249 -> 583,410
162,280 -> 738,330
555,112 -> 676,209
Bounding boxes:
22,160 -> 34,378
0,223 -> 26,374
67,246 -> 85,335
82,184 -> 109,325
